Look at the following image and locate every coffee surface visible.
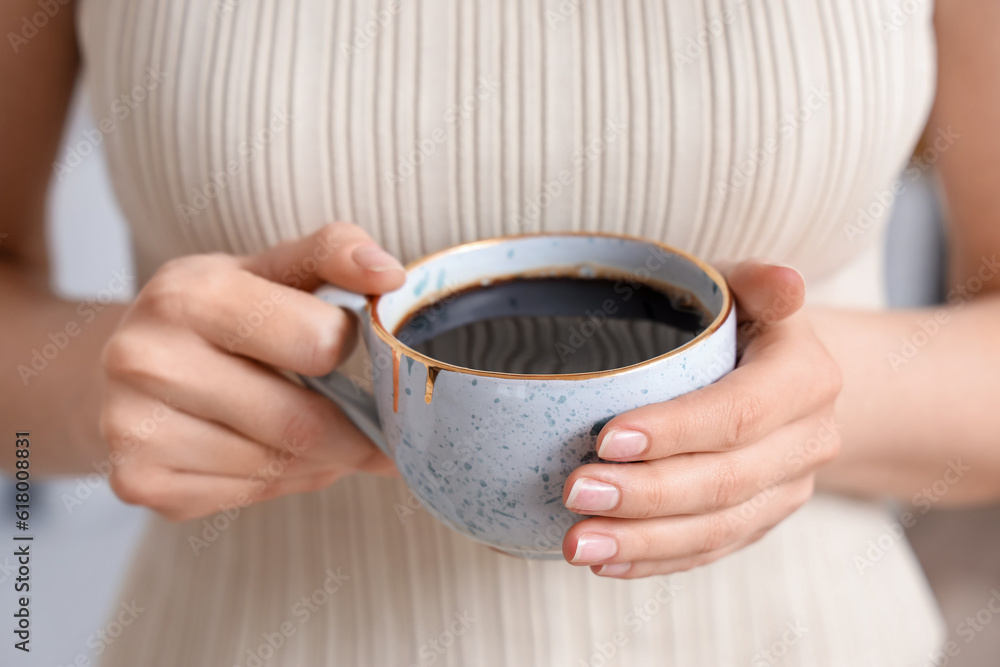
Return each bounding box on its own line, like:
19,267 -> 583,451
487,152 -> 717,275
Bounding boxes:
394,277 -> 709,375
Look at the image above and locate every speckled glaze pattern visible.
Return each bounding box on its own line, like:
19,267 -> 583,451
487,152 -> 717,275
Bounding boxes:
309,234 -> 736,558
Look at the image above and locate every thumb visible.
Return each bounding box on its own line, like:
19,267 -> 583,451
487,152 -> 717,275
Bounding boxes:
722,261 -> 805,324
241,222 -> 406,294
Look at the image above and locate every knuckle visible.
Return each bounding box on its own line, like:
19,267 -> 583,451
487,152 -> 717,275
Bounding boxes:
97,400 -> 131,449
100,332 -> 146,379
279,405 -> 327,454
303,309 -> 355,375
700,512 -> 739,554
721,392 -> 764,449
710,457 -> 744,509
108,466 -> 157,507
637,477 -> 671,519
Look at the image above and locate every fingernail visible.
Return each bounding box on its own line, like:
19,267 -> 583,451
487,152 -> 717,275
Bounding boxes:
595,562 -> 632,576
565,478 -> 620,512
572,533 -> 618,564
598,429 -> 648,460
353,245 -> 405,273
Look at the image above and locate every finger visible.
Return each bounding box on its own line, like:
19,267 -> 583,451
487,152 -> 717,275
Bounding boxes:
590,532 -> 764,579
562,476 -> 814,568
103,328 -> 394,475
110,465 -> 343,522
124,401 -> 335,479
192,265 -> 359,377
566,417 -> 839,518
723,262 -> 805,324
594,320 -> 841,460
134,255 -> 359,377
241,222 -> 406,294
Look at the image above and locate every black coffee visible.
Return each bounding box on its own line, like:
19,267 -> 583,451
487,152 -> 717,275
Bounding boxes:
394,277 -> 710,375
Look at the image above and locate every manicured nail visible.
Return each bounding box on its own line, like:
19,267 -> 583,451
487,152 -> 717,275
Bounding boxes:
595,562 -> 632,576
353,244 -> 405,272
565,478 -> 620,512
598,429 -> 649,460
572,533 -> 618,564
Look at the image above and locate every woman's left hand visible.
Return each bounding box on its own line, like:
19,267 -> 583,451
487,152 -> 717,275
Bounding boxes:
561,262 -> 843,578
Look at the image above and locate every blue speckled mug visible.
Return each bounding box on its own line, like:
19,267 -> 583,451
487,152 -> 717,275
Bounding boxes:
301,233 -> 736,558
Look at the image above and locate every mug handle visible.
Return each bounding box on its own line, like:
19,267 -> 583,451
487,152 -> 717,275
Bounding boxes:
297,285 -> 387,451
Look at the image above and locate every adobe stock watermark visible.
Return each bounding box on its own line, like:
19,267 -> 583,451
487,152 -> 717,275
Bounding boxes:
751,619 -> 809,667
222,287 -> 286,352
17,268 -> 134,386
925,589 -> 1000,667
385,75 -> 501,189
878,0 -> 931,35
53,69 -> 169,182
62,398 -> 176,515
406,610 -> 476,667
340,1 -> 401,58
845,126 -> 960,244
854,459 -> 971,574
728,416 -> 841,528
545,0 -> 582,28
672,0 -> 750,67
234,568 -> 350,667
176,108 -> 293,223
552,244 -> 691,363
510,118 -> 627,231
188,438 -> 309,556
887,254 -> 1000,372
55,600 -> 145,667
716,86 -> 831,199
7,0 -> 71,54
577,578 -> 681,667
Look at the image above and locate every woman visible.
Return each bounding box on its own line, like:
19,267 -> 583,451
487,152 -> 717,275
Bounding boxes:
3,0 -> 998,664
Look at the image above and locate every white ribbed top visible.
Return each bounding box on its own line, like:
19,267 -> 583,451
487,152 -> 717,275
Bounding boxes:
77,1 -> 944,665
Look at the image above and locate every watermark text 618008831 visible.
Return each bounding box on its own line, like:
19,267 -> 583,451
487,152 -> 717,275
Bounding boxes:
12,431 -> 34,653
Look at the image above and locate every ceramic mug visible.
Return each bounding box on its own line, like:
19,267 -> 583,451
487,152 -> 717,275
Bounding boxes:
301,233 -> 737,559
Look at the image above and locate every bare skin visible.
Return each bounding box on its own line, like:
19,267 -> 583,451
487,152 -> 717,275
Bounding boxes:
1,0 -> 998,577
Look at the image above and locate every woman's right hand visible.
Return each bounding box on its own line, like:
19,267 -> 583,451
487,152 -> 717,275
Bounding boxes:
98,223 -> 405,521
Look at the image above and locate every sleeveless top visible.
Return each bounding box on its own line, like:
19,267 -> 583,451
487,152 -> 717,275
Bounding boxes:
77,1 -> 944,664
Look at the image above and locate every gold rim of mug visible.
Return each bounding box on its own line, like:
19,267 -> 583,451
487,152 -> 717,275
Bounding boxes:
367,231 -> 734,381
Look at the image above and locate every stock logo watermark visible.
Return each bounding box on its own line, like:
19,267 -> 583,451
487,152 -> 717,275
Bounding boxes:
188,439 -> 308,556
751,619 -> 809,667
406,610 -> 476,667
845,126 -> 960,244
53,69 -> 169,182
854,459 -> 970,574
385,76 -> 501,189
577,578 -> 680,667
17,269 -> 134,386
925,589 -> 1000,667
7,0 -> 71,54
176,108 -> 293,223
672,0 -> 749,66
715,87 -> 831,200
235,568 -> 350,667
339,1 -> 401,58
62,399 -> 176,515
510,118 -> 627,231
887,254 -> 999,372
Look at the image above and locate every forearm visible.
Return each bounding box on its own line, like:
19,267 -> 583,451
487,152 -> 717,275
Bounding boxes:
0,261 -> 126,475
808,291 -> 1000,505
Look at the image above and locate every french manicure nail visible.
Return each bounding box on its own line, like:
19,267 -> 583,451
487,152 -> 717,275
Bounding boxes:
598,429 -> 649,460
353,244 -> 405,272
565,478 -> 620,512
596,562 -> 632,576
572,533 -> 618,564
